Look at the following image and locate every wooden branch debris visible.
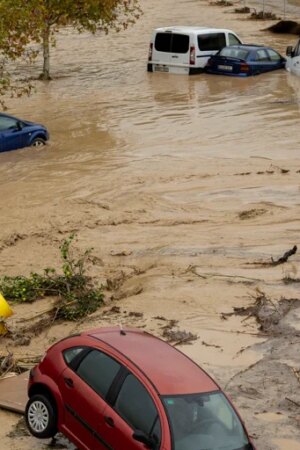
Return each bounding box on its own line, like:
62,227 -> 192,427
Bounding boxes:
286,397 -> 300,408
272,245 -> 297,266
251,245 -> 297,267
291,367 -> 300,384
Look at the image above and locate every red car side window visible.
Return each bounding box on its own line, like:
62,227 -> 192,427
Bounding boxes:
76,349 -> 121,399
114,373 -> 161,444
63,347 -> 87,365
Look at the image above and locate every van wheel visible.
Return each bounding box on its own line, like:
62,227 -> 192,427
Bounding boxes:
25,394 -> 57,439
147,63 -> 153,72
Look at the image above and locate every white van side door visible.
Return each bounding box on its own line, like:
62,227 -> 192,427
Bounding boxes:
152,32 -> 172,65
169,33 -> 190,67
196,32 -> 227,68
152,31 -> 190,73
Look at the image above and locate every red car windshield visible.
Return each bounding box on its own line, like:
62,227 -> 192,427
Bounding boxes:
162,392 -> 251,450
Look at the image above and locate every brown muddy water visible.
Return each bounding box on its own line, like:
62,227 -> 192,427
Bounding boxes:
1,0 -> 300,449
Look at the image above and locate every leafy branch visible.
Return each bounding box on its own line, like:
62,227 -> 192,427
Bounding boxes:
0,234 -> 104,321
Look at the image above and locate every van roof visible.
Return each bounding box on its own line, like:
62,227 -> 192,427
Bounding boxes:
153,26 -> 235,35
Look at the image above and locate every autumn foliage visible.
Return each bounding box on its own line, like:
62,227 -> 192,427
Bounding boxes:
0,0 -> 141,101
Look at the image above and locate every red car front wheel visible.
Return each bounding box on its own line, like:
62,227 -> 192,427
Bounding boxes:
25,394 -> 57,439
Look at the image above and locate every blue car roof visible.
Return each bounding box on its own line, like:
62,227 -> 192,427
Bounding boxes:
225,44 -> 270,51
0,112 -> 18,120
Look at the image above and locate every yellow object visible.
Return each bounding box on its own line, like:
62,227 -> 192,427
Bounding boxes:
0,321 -> 8,335
0,292 -> 13,319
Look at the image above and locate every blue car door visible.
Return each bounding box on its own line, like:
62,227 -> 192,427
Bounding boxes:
0,116 -> 26,152
254,49 -> 274,73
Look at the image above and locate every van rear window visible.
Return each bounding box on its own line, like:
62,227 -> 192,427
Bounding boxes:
155,33 -> 189,54
198,33 -> 226,51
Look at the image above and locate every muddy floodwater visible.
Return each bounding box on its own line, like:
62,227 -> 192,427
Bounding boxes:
1,0 -> 300,448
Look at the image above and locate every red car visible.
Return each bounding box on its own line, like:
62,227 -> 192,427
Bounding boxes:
25,327 -> 256,450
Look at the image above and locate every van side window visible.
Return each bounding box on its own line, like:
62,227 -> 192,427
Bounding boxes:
155,33 -> 189,53
198,33 -> 226,51
155,33 -> 172,52
228,33 -> 241,45
171,34 -> 189,53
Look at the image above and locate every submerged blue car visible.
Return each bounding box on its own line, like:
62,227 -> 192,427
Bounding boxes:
206,44 -> 286,77
0,112 -> 49,153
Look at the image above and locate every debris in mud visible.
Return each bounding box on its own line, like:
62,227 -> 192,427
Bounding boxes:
153,315 -> 167,321
283,275 -> 300,284
46,435 -> 76,449
234,6 -> 251,13
0,351 -> 40,377
105,305 -> 121,314
110,249 -> 132,257
0,351 -> 15,376
291,367 -> 300,385
238,208 -> 267,220
127,311 -> 143,318
10,333 -> 31,346
7,417 -> 30,438
223,288 -> 300,333
7,419 -> 74,448
234,172 -> 251,176
237,385 -> 261,399
210,0 -> 233,5
163,328 -> 198,346
267,20 -> 300,34
250,10 -> 280,20
271,164 -> 290,174
202,341 -> 222,350
111,284 -> 143,301
106,271 -> 126,290
251,245 -> 297,267
161,320 -> 198,346
1,233 -> 26,251
18,314 -> 53,337
286,397 -> 300,408
256,170 -> 274,174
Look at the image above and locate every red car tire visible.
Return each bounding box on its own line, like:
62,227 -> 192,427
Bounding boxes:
25,394 -> 57,439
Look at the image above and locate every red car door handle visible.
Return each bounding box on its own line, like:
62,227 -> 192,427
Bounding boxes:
104,416 -> 115,427
64,377 -> 74,388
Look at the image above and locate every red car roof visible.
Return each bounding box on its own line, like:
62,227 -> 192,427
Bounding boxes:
83,327 -> 219,395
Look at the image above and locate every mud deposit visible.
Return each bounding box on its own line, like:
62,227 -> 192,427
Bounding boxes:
1,0 -> 300,448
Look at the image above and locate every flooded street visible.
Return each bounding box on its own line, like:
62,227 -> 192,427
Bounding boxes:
1,0 -> 300,448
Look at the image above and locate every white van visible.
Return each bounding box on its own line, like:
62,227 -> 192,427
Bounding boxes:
147,26 -> 243,75
286,38 -> 300,76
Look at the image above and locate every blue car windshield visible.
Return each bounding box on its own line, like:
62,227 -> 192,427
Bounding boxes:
162,392 -> 251,450
219,48 -> 249,60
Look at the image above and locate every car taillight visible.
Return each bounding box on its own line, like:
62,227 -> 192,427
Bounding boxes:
240,62 -> 250,72
148,43 -> 153,61
190,46 -> 195,65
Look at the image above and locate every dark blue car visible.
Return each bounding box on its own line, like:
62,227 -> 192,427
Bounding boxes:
0,113 -> 49,153
206,44 -> 286,77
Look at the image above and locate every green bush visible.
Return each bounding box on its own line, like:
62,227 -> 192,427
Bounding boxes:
0,234 -> 104,320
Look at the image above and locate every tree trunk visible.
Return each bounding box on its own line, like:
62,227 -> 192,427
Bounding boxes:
40,25 -> 51,80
